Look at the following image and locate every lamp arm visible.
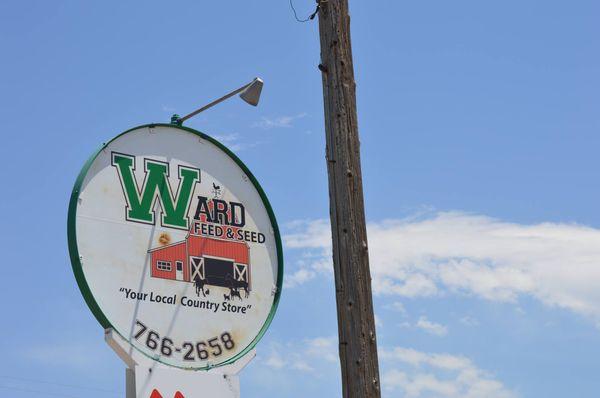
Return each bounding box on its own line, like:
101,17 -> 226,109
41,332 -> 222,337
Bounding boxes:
177,82 -> 252,124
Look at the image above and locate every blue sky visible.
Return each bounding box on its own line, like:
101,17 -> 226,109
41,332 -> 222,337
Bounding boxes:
1,1 -> 600,397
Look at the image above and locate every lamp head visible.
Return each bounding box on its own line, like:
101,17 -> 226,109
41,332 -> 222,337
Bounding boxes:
239,78 -> 263,106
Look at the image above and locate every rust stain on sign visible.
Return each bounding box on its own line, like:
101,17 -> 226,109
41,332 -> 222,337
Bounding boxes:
158,232 -> 171,246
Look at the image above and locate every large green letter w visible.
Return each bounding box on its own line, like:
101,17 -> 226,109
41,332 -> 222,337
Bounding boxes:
111,152 -> 200,230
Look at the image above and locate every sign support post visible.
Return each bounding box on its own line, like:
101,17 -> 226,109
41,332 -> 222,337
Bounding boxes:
106,328 -> 255,398
317,1 -> 382,397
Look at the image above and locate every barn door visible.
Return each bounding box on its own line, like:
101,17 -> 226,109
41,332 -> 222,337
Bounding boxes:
190,257 -> 205,283
234,263 -> 248,283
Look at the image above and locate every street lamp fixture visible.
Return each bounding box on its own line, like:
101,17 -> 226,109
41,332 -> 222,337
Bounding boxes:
172,77 -> 264,125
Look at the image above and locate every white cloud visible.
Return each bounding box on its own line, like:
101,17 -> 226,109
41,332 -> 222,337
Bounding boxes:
213,132 -> 240,143
261,336 -> 338,373
389,301 -> 407,314
212,133 -> 257,152
284,268 -> 317,288
264,350 -> 286,369
415,316 -> 448,336
380,346 -> 515,398
282,212 -> 600,322
291,360 -> 314,372
460,316 -> 480,327
399,321 -> 412,329
283,219 -> 333,289
304,336 -> 338,363
260,337 -> 514,398
25,341 -> 115,372
284,219 -> 331,249
252,113 -> 307,129
394,316 -> 447,336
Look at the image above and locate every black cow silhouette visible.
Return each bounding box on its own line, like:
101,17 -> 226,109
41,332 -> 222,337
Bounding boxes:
229,288 -> 242,301
225,274 -> 249,299
194,277 -> 209,297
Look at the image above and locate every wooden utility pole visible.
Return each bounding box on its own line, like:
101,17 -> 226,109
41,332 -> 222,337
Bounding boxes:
317,1 -> 381,397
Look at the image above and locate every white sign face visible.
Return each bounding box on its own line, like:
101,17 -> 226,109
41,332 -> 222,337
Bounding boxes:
68,124 -> 282,369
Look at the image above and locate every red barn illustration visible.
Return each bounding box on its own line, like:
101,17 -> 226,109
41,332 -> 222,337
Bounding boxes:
148,232 -> 251,294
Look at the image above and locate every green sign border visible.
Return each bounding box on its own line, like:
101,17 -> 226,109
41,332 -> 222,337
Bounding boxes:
67,123 -> 283,370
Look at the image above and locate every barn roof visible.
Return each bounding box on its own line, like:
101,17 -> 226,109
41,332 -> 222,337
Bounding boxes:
148,235 -> 249,265
147,240 -> 186,253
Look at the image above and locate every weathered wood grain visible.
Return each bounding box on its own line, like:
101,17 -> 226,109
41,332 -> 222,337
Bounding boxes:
317,1 -> 381,397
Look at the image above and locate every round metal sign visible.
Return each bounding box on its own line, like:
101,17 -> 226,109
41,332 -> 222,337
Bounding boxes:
68,124 -> 283,369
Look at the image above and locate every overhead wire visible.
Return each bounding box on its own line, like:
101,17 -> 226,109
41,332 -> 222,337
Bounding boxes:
289,0 -> 321,22
0,384 -> 84,398
0,375 -> 121,397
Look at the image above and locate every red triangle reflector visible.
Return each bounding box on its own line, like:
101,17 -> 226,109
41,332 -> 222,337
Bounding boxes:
150,390 -> 163,398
